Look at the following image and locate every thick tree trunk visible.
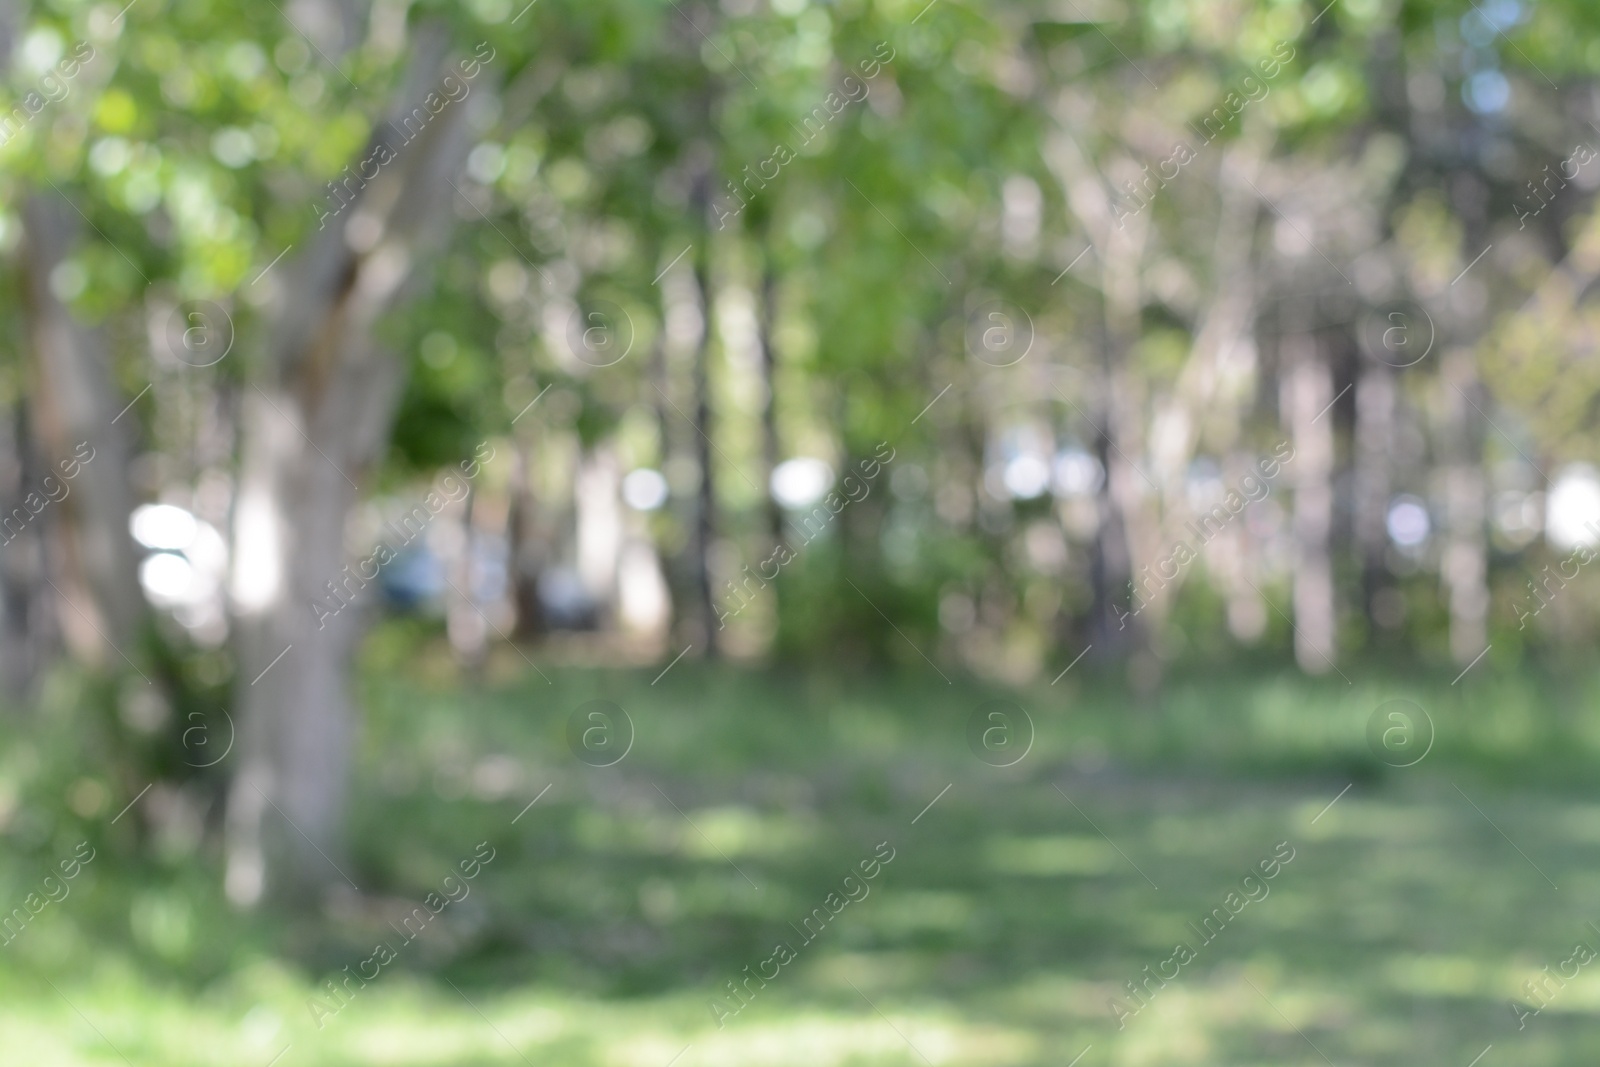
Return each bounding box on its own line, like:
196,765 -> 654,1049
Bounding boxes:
226,377 -> 378,904
225,26 -> 477,905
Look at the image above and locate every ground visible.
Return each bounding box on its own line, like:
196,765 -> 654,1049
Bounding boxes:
2,646 -> 1598,1066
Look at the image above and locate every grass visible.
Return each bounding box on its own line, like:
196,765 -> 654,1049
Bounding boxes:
3,641 -> 1600,1065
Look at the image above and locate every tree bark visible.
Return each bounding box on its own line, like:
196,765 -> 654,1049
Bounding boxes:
1140,140 -> 1265,639
689,174 -> 720,657
446,484 -> 488,673
1439,349 -> 1488,665
1041,125 -> 1149,661
20,195 -> 148,669
757,255 -> 784,548
225,26 -> 478,905
508,439 -> 547,639
1354,358 -> 1396,633
0,401 -> 49,699
1281,328 -> 1338,673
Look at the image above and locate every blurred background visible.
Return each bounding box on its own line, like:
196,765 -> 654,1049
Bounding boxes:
4,0 -> 1600,1062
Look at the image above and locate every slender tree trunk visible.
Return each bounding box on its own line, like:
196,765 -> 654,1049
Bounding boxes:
509,439 -> 546,639
757,256 -> 784,547
1211,454 -> 1269,642
0,401 -> 48,699
1041,123 -> 1152,667
447,485 -> 488,672
1440,348 -> 1488,664
1282,327 -> 1338,673
1087,356 -> 1132,653
1136,139 -> 1265,645
20,195 -> 147,668
690,174 -> 719,657
649,327 -> 698,643
1101,252 -> 1160,680
1356,358 -> 1395,617
575,446 -> 623,626
1355,358 -> 1396,634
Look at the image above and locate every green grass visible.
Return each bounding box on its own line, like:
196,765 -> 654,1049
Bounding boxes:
4,645 -> 1600,1065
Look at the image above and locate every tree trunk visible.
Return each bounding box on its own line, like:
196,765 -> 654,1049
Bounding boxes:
226,377 -> 377,904
225,26 -> 477,905
1440,349 -> 1488,665
757,256 -> 784,548
1087,360 -> 1133,652
509,439 -> 547,639
1354,358 -> 1396,635
1282,328 -> 1338,673
575,446 -> 623,626
1041,127 -> 1145,661
20,194 -> 148,669
1132,140 -> 1266,648
446,484 -> 488,672
690,175 -> 720,657
0,401 -> 49,699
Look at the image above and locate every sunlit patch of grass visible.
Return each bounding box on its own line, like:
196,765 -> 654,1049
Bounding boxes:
1380,952 -> 1496,999
335,985 -> 568,1064
867,891 -> 973,936
684,1010 -> 1038,1067
675,806 -> 818,860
